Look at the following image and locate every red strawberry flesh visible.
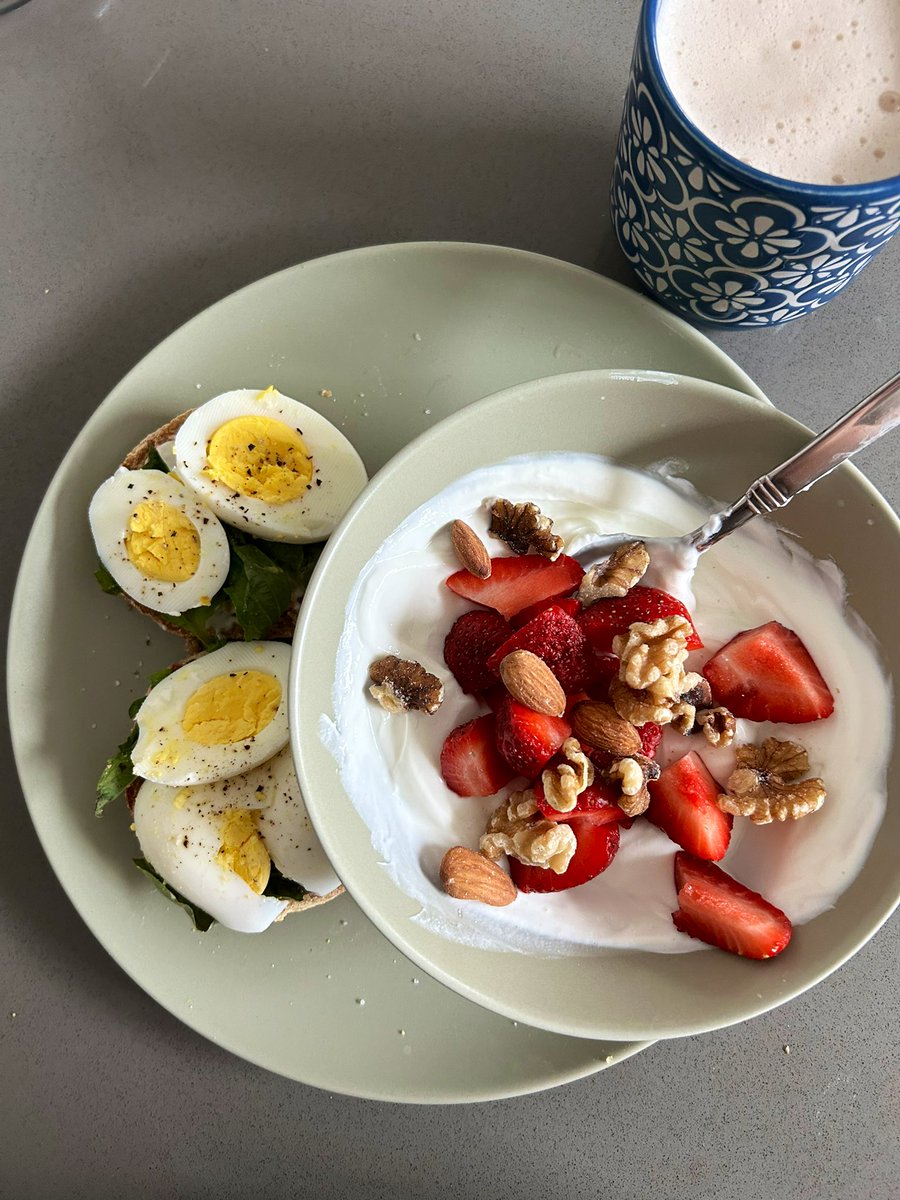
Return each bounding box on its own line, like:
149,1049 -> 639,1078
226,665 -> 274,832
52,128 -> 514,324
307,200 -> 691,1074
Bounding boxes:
510,816 -> 620,892
511,594 -> 580,629
535,779 -> 629,825
672,852 -> 792,959
445,554 -> 584,621
495,696 -> 571,777
439,713 -> 516,797
443,609 -> 511,695
486,604 -> 590,693
577,585 -> 703,653
702,620 -> 834,723
647,751 -> 732,861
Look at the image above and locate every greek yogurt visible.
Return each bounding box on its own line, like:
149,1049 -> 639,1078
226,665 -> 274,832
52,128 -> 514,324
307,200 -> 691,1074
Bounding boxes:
324,453 -> 892,955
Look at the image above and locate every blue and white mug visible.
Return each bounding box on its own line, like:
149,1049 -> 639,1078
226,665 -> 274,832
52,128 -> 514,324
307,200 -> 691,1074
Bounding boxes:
610,0 -> 900,327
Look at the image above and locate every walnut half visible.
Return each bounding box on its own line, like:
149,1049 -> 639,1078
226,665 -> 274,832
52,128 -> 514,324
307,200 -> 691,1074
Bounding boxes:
480,790 -> 576,873
488,498 -> 564,559
368,655 -> 444,714
607,753 -> 660,817
577,541 -> 650,606
541,737 -> 594,813
718,738 -> 826,825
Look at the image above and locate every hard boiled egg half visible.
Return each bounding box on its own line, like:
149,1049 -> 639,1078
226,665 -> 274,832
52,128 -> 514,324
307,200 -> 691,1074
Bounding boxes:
89,468 -> 230,615
133,747 -> 340,933
173,387 -> 368,542
132,641 -> 291,786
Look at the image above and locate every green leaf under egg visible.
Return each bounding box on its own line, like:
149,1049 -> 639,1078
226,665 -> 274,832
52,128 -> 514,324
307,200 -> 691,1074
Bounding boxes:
142,445 -> 170,473
133,858 -> 215,932
223,543 -> 294,642
95,727 -> 138,817
264,865 -> 311,904
94,562 -> 122,595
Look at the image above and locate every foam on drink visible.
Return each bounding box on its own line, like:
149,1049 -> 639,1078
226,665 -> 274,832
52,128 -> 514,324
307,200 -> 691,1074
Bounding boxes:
656,0 -> 900,185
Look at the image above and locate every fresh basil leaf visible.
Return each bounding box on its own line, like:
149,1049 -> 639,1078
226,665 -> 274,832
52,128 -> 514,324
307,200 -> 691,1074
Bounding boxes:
94,562 -> 122,595
142,445 -> 170,473
264,864 -> 310,904
95,727 -> 138,816
224,543 -> 293,641
133,858 -> 215,932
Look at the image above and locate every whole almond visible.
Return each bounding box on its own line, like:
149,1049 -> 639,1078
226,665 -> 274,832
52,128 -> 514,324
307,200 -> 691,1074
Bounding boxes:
570,700 -> 642,757
450,519 -> 491,579
440,846 -> 517,906
499,650 -> 566,717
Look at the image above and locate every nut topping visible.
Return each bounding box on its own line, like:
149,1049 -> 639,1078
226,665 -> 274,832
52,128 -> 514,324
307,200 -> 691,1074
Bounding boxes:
717,738 -> 826,825
369,655 -> 444,714
450,519 -> 491,579
570,699 -> 643,758
607,753 -> 659,817
480,790 -> 576,873
541,737 -> 594,813
608,677 -> 675,727
613,614 -> 692,701
439,846 -> 517,906
577,540 -> 650,606
488,498 -> 564,559
696,706 -> 737,748
499,650 -> 566,717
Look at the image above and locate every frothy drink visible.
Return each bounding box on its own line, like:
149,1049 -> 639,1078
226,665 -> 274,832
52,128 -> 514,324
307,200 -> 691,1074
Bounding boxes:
656,0 -> 900,185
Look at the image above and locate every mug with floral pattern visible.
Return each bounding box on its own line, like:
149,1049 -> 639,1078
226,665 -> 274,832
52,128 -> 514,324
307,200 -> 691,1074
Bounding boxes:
610,0 -> 900,327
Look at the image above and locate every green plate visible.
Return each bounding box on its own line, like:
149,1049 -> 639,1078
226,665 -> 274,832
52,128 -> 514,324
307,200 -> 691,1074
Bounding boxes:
293,368 -> 900,1042
9,242 -> 770,1102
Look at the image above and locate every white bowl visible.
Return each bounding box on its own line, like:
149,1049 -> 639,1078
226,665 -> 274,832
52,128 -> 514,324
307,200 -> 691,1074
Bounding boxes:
291,369 -> 900,1041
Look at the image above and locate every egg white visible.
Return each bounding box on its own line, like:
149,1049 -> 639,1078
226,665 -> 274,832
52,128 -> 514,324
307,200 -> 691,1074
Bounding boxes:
132,641 -> 291,786
254,747 -> 341,897
173,388 -> 368,543
89,468 -> 230,615
133,776 -> 288,933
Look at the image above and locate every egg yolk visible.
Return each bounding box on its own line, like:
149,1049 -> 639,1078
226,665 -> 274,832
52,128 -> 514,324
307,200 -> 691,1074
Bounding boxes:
204,415 -> 313,503
124,500 -> 201,582
181,670 -> 281,745
214,809 -> 271,894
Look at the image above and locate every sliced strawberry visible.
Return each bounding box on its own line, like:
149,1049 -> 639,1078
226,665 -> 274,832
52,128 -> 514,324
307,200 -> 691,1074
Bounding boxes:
445,554 -> 584,621
486,605 -> 590,693
535,779 -> 629,826
494,697 -> 571,777
577,585 -> 703,653
672,852 -> 793,959
443,609 -> 511,695
638,722 -> 662,758
480,683 -> 508,713
702,621 -> 834,723
584,650 -> 620,699
511,594 -> 580,629
439,714 -> 517,797
510,816 -> 620,892
646,751 -> 731,861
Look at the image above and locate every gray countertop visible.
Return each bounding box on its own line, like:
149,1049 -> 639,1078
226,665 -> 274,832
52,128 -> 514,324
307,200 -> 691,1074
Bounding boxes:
2,1 -> 898,1196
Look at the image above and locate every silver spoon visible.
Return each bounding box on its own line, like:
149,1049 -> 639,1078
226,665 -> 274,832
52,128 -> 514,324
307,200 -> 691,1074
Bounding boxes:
577,369 -> 900,575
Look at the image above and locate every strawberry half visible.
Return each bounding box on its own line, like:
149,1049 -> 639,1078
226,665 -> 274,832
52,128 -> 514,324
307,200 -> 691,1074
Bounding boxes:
646,751 -> 732,860
535,779 -> 630,826
672,852 -> 793,959
511,595 -> 580,629
577,585 -> 703,653
486,605 -> 590,693
443,609 -> 511,695
494,696 -> 571,777
702,620 -> 834,723
440,713 -> 517,797
445,554 -> 584,621
510,816 -> 620,892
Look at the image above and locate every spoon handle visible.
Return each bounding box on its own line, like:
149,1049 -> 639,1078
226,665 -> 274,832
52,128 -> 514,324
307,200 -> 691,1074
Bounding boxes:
693,370 -> 900,552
